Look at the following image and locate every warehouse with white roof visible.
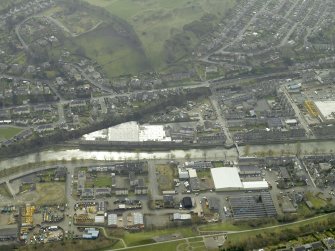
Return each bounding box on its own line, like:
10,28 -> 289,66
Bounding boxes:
211,167 -> 269,191
242,181 -> 268,190
211,167 -> 243,191
314,101 -> 335,122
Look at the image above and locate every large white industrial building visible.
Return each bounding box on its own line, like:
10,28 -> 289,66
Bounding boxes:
83,121 -> 172,142
314,101 -> 335,122
210,167 -> 268,191
210,167 -> 243,191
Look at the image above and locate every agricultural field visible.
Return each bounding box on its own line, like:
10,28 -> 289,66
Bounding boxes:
83,0 -> 236,70
0,127 -> 23,142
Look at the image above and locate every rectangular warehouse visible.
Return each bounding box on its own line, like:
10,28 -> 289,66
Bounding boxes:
314,101 -> 335,122
211,167 -> 243,191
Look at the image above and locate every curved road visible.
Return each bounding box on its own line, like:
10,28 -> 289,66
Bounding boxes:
15,16 -> 33,52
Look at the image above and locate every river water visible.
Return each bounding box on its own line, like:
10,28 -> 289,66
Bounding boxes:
0,148 -> 238,170
0,140 -> 334,170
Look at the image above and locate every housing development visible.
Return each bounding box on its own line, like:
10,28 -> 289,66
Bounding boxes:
0,0 -> 335,251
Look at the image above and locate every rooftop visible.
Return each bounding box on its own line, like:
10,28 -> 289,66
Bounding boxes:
211,167 -> 243,190
314,100 -> 335,121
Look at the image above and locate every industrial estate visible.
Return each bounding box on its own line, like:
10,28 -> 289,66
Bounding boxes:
1,0 -> 335,251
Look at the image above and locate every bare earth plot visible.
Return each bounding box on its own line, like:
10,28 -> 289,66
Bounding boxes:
16,182 -> 66,206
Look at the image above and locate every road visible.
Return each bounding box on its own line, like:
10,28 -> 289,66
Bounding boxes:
72,64 -> 114,94
147,160 -> 160,200
100,227 -> 127,248
209,96 -> 233,145
46,15 -> 102,38
46,16 -> 72,35
99,97 -> 108,114
57,102 -> 66,124
281,86 -> 313,137
200,0 -> 324,65
201,0 -> 271,62
297,157 -> 316,188
0,165 -> 64,185
15,16 -> 33,52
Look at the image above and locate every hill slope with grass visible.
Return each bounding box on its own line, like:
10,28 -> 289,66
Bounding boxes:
83,0 -> 236,71
51,0 -> 152,77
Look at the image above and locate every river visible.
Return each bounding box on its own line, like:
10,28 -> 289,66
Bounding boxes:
0,140 -> 334,170
0,148 -> 238,170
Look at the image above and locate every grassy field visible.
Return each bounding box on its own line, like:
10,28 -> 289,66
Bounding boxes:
118,241 -> 186,251
155,164 -> 177,192
225,213 -> 335,246
84,0 -> 236,70
35,182 -> 66,205
0,127 -> 23,141
18,237 -> 118,251
94,175 -> 112,187
199,221 -> 255,232
0,183 -> 11,198
123,227 -> 197,246
64,23 -> 151,78
306,192 -> 328,209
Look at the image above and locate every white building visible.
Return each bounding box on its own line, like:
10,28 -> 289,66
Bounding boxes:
188,169 -> 198,178
242,181 -> 268,190
314,101 -> 335,122
211,167 -> 269,191
179,168 -> 189,180
211,167 -> 243,191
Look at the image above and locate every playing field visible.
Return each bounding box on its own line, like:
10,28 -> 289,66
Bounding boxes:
84,0 -> 236,70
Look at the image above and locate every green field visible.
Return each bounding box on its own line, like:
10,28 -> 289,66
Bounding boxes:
0,127 -> 23,141
83,0 -> 236,70
0,183 -> 11,198
118,241 -> 186,251
225,214 -> 335,247
306,192 -> 328,209
94,175 -> 112,187
35,182 -> 66,205
73,24 -> 151,77
123,227 -> 196,247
